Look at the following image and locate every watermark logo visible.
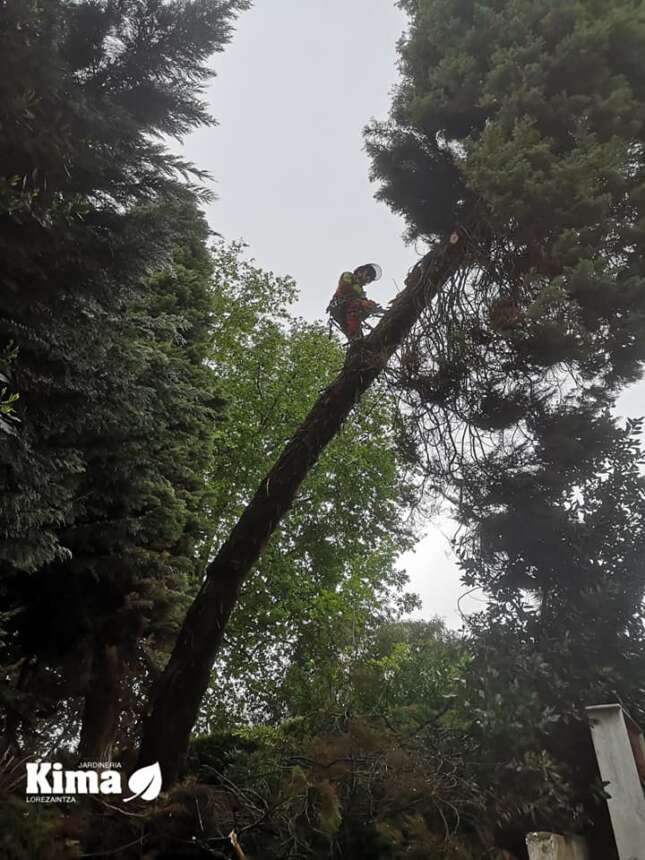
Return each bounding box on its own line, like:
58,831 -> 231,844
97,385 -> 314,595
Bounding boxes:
25,761 -> 162,804
123,762 -> 162,802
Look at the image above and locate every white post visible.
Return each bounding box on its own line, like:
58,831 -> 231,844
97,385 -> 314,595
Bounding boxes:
526,832 -> 588,860
586,703 -> 645,860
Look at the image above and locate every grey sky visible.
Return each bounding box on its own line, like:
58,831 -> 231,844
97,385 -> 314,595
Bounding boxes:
178,0 -> 644,628
179,0 -> 419,315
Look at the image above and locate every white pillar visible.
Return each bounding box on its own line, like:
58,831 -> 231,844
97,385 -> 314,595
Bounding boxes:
586,703 -> 645,860
526,832 -> 588,860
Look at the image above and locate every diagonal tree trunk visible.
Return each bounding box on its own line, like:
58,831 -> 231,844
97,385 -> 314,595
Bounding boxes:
138,231 -> 466,784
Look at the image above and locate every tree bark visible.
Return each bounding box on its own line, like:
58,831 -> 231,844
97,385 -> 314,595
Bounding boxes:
78,642 -> 123,763
138,232 -> 466,784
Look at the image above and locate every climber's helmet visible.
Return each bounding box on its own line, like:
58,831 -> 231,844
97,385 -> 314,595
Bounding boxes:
354,263 -> 382,285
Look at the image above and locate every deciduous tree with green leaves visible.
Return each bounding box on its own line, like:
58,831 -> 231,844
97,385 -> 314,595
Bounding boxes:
183,244 -> 419,728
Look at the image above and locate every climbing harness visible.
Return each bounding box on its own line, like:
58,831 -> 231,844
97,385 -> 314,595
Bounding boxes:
327,296 -> 385,341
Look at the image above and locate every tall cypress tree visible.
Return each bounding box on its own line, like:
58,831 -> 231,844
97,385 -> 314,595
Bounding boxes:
0,0 -> 247,755
1,0 -> 247,571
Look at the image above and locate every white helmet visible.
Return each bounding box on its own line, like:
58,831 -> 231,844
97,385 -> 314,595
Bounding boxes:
356,263 -> 382,282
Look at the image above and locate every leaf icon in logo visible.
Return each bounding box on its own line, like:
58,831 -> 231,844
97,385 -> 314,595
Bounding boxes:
124,762 -> 162,802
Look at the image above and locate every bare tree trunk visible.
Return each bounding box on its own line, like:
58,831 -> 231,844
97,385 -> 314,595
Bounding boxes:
138,233 -> 466,784
78,642 -> 122,763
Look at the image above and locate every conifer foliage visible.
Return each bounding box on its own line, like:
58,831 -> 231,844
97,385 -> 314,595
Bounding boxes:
0,0 -> 247,756
367,1 -> 645,842
369,0 -> 645,395
0,0 -> 247,569
367,0 -> 645,653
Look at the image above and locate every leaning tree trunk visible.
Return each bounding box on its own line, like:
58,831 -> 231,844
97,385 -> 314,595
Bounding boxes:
138,231 -> 466,784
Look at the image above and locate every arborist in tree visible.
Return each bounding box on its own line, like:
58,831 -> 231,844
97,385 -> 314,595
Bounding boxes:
327,263 -> 385,340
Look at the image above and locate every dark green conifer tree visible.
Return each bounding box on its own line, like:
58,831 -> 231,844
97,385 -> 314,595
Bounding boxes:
366,1 -> 645,842
0,0 -> 247,755
1,0 -> 246,571
368,0 -> 645,392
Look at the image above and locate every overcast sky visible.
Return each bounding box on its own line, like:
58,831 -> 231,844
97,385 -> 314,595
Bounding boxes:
180,0 -> 419,315
177,0 -> 643,628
